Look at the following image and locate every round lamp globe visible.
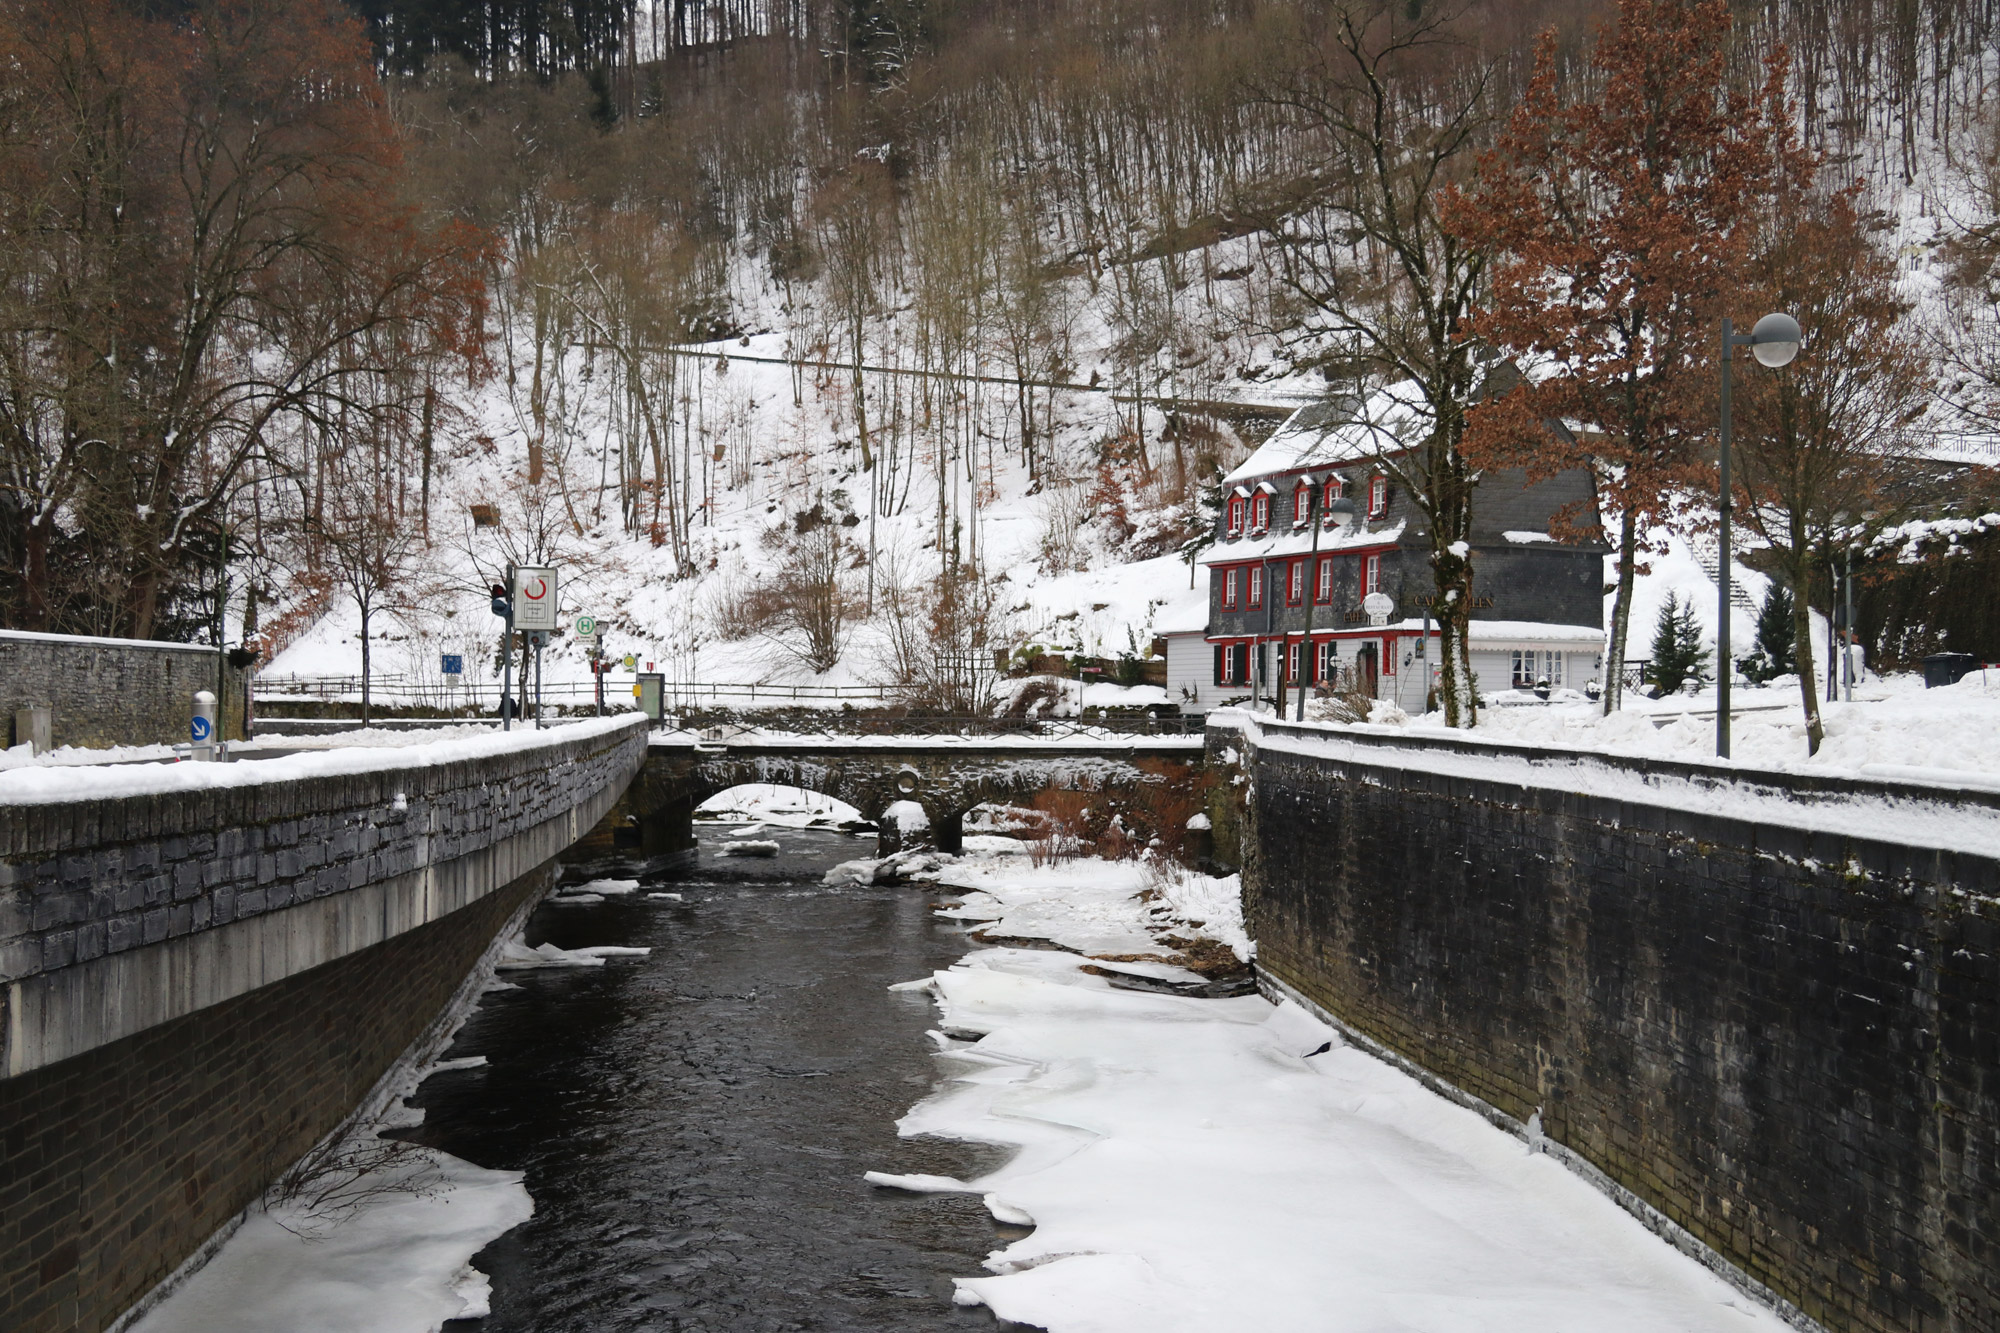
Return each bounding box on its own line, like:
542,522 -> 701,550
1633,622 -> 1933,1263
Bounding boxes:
1750,312 -> 1802,368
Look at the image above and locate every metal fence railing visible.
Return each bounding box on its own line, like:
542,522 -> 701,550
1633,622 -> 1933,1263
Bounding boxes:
253,674 -> 902,708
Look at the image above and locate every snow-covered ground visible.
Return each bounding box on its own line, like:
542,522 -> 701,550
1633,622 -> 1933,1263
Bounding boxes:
889,855 -> 1794,1333
1404,669 -> 2000,783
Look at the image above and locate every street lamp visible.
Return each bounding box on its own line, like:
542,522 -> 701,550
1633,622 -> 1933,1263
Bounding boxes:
1716,311 -> 1801,759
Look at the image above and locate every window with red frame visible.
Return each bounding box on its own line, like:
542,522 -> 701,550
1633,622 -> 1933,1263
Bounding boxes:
1364,553 -> 1381,596
1287,560 -> 1304,605
1315,639 -> 1334,681
1315,558 -> 1333,603
1251,493 -> 1270,530
1382,636 -> 1397,675
1368,475 -> 1389,518
1222,567 -> 1239,609
1227,497 -> 1245,534
1323,478 -> 1344,512
1249,565 -> 1264,607
1293,487 -> 1311,525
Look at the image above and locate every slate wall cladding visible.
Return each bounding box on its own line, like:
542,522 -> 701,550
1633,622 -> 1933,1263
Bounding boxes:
0,867 -> 548,1333
1217,719 -> 1998,1333
0,630 -> 251,748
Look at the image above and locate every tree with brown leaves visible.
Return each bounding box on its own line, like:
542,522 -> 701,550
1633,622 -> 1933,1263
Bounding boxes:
1448,0 -> 1797,713
1732,178 -> 1931,753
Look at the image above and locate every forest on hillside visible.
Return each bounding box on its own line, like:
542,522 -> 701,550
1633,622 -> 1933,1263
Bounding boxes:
4,0 -> 2000,719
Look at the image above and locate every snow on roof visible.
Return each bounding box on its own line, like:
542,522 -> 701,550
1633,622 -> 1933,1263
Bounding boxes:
1222,382 -> 1431,487
1197,520 -> 1406,567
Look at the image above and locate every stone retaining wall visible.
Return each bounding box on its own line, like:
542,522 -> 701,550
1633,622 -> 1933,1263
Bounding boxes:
0,629 -> 251,749
0,716 -> 647,1333
1213,714 -> 1998,1333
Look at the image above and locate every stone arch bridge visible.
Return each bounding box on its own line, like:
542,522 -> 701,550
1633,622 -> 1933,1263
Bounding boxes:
571,732 -> 1209,871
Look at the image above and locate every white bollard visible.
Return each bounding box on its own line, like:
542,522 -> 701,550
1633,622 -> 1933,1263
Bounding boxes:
191,690 -> 218,762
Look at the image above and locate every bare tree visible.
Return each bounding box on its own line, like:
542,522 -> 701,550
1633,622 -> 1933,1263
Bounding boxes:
1255,0 -> 1495,726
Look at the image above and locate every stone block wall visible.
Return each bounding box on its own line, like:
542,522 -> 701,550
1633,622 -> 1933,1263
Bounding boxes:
0,630 -> 250,748
0,716 -> 646,1332
1219,717 -> 1998,1333
0,864 -> 548,1333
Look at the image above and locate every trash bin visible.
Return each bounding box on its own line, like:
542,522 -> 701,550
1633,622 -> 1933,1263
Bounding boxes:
1923,652 -> 1979,688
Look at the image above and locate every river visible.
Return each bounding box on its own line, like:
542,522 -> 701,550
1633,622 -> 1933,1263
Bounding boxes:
407,822 -> 1026,1332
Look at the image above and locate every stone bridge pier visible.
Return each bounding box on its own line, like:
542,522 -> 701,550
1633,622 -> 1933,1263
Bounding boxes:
568,734 -> 1209,874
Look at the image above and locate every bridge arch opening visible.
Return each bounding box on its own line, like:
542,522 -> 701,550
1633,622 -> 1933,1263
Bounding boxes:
695,783 -> 866,831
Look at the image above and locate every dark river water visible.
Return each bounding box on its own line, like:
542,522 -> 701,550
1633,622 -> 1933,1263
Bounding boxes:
408,823 -> 1031,1333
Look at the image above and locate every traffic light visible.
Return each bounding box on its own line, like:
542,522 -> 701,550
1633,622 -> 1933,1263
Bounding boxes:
489,583 -> 510,618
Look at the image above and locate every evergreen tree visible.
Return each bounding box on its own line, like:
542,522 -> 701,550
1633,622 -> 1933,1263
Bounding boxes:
1644,593 -> 1709,695
1746,582 -> 1795,682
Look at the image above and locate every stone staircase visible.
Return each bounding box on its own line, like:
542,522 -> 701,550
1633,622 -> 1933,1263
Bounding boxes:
1687,532 -> 1760,614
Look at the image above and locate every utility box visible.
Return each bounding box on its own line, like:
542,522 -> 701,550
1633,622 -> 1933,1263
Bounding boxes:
1923,653 -> 1980,688
635,673 -> 664,722
13,706 -> 50,755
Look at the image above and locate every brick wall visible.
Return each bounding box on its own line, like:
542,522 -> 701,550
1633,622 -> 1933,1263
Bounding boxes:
1218,717 -> 1998,1333
0,629 -> 251,748
0,864 -> 548,1333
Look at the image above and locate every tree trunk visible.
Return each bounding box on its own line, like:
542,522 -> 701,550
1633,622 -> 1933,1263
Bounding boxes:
359,603 -> 372,729
1602,515 -> 1640,715
22,521 -> 51,631
1788,551 -> 1824,754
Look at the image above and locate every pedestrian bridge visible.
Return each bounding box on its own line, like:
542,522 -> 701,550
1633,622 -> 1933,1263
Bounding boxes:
571,728 -> 1208,871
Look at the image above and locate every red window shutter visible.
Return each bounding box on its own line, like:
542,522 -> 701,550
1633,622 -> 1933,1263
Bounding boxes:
1383,637 -> 1396,674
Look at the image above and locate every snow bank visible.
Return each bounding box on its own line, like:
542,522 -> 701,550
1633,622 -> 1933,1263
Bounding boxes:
1420,670 -> 2000,780
128,1150 -> 530,1333
0,713 -> 640,805
720,839 -> 781,856
930,854 -> 1246,963
892,948 -> 1793,1333
695,782 -> 863,826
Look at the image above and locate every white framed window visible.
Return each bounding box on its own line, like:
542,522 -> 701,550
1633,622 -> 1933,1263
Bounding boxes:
1227,497 -> 1245,534
1315,558 -> 1333,603
1223,568 -> 1239,609
1363,553 -> 1381,596
1287,560 -> 1305,604
1251,493 -> 1270,531
1511,650 -> 1566,688
1368,475 -> 1389,518
1249,565 -> 1264,607
1294,487 -> 1311,525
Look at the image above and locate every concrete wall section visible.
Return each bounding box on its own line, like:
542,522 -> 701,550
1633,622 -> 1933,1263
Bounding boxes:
0,716 -> 647,1077
0,862 -> 552,1333
1215,716 -> 1998,1333
0,629 -> 251,749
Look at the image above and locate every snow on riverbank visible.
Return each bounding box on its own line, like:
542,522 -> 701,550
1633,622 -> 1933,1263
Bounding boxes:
695,781 -> 864,826
882,857 -> 1792,1331
930,854 -> 1249,964
891,947 -> 1790,1333
127,1146 -> 531,1333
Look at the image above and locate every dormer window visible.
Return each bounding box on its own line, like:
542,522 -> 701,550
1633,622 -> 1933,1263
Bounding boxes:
1368,475 -> 1389,519
1227,496 -> 1246,535
1323,477 -> 1344,513
1251,492 -> 1270,532
1292,485 -> 1312,526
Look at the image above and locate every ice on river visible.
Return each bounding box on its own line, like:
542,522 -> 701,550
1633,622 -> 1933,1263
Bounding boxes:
889,946 -> 1792,1333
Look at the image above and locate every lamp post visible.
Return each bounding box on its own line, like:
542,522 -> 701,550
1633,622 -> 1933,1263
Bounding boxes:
1298,484 -> 1357,720
1717,311 -> 1801,759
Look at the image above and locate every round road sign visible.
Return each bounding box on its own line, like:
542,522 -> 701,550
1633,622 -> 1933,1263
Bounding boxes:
575,615 -> 597,637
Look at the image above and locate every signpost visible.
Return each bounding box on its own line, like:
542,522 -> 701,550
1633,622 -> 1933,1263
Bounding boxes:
512,567 -> 558,631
